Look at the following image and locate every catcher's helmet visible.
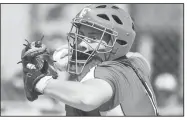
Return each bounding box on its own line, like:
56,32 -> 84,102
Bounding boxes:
67,4 -> 136,74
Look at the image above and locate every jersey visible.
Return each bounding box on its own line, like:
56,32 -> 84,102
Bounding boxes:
65,53 -> 158,116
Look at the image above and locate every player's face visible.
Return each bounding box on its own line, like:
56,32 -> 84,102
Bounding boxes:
77,25 -> 111,52
67,24 -> 112,74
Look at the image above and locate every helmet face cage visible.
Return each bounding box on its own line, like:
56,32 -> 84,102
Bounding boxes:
67,18 -> 118,75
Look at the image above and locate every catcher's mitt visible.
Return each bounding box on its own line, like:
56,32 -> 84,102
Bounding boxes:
18,39 -> 58,101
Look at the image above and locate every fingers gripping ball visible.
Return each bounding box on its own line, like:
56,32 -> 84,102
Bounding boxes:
53,45 -> 69,71
18,39 -> 58,101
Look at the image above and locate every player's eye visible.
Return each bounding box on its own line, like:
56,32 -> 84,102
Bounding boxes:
92,37 -> 97,40
78,31 -> 84,35
88,36 -> 97,40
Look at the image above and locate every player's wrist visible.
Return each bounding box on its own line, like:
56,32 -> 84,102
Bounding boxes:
35,76 -> 53,94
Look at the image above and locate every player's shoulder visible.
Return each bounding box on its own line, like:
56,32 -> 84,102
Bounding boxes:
126,52 -> 151,73
97,52 -> 150,70
94,52 -> 151,79
82,52 -> 151,82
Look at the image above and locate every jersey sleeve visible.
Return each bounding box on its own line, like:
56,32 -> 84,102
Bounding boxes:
127,52 -> 151,78
94,55 -> 153,113
94,62 -> 131,111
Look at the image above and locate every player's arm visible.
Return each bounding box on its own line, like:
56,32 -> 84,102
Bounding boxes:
36,77 -> 113,111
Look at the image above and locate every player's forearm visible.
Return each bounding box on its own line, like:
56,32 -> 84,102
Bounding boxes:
42,79 -> 97,111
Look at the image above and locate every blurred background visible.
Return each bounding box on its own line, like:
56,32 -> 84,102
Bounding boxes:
1,4 -> 184,116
